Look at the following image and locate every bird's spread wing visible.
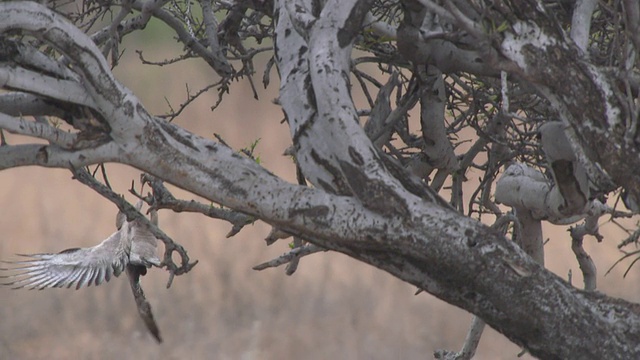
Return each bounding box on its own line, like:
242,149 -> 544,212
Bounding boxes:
1,231 -> 129,290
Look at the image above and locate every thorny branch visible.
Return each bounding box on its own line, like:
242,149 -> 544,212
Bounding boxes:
136,174 -> 254,238
252,244 -> 327,271
71,167 -> 197,288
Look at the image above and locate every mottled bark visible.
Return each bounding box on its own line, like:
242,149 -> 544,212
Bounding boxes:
1,1 -> 640,359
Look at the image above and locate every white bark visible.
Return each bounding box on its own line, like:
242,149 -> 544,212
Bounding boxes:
495,162 -> 609,225
570,0 -> 598,53
0,67 -> 94,108
2,2 -> 640,359
419,66 -> 459,188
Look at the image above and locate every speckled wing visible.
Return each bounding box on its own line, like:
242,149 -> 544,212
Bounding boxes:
0,231 -> 129,290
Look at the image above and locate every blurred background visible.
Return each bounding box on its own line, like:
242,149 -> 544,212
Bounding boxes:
2,16 -> 640,360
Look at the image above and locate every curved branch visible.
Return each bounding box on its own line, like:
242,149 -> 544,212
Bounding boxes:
119,118 -> 640,359
0,113 -> 77,148
0,66 -> 95,108
570,0 -> 598,53
0,3 -> 120,102
0,142 -> 120,170
129,0 -> 233,76
0,93 -> 69,118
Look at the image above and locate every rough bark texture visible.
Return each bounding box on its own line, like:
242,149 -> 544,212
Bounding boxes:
1,1 -> 640,359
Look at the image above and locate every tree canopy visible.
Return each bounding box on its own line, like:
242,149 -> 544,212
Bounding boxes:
1,0 -> 640,358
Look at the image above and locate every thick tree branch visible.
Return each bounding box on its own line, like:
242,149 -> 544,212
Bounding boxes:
0,93 -> 69,118
2,2 -> 640,359
0,66 -> 94,108
0,113 -> 77,148
0,142 -> 120,170
570,0 -> 598,53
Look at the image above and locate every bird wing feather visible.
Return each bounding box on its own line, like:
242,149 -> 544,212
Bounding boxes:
1,231 -> 129,290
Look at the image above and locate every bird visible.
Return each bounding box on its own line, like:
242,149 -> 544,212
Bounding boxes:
0,200 -> 163,342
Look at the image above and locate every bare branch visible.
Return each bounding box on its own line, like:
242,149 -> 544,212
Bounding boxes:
253,244 -> 326,271
198,0 -> 234,75
0,142 -> 119,171
139,174 -> 254,238
130,0 -> 233,77
0,113 -> 77,148
0,93 -> 69,118
0,66 -> 94,108
71,167 -> 198,288
570,226 -> 598,291
434,316 -> 486,360
570,0 -> 598,53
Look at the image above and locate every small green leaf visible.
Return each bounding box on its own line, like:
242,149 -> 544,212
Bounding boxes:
496,21 -> 509,33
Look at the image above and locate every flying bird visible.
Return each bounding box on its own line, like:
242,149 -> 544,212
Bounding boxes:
1,200 -> 163,342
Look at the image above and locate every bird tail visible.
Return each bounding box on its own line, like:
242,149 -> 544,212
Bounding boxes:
126,264 -> 162,343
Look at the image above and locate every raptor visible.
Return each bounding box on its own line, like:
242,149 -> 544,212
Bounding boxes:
1,200 -> 163,342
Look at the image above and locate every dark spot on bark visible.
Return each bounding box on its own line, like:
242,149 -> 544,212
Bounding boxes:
123,101 -> 134,117
337,28 -> 352,49
378,152 -> 451,208
299,46 -> 308,56
36,146 -> 48,163
467,237 -> 478,247
211,168 -> 248,198
158,121 -> 199,152
310,149 -> 351,195
289,205 -> 330,219
337,0 -> 368,48
206,144 -> 217,152
311,0 -> 322,17
292,113 -> 316,146
317,179 -> 335,193
338,159 -> 410,218
304,74 -> 317,112
348,146 -> 364,166
0,38 -> 20,62
136,103 -> 152,119
285,28 -> 291,37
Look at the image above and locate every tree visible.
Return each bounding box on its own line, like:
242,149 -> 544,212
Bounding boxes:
1,0 -> 639,358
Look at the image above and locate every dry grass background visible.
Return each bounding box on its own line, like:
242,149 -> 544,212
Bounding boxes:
1,23 -> 640,360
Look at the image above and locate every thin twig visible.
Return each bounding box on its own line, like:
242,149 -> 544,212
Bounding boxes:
137,173 -> 254,237
253,244 -> 326,271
